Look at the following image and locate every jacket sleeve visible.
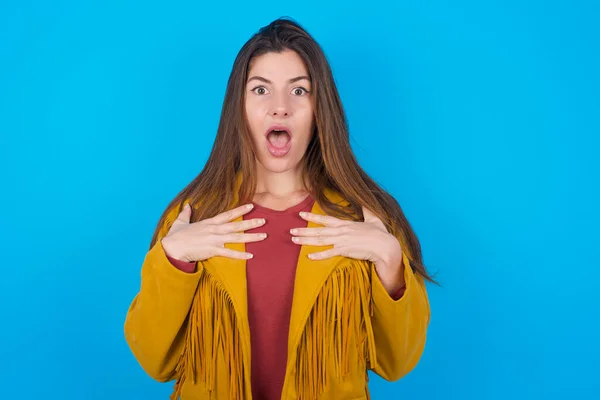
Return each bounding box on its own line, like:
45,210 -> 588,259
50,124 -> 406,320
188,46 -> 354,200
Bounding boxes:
124,205 -> 203,382
370,250 -> 431,381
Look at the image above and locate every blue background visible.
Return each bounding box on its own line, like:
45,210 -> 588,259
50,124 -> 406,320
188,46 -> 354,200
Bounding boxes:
1,1 -> 598,399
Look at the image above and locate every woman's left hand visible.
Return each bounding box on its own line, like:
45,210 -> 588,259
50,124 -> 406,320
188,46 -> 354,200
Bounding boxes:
291,207 -> 405,293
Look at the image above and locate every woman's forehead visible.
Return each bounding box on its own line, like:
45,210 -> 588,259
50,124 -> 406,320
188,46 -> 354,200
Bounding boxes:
248,51 -> 309,81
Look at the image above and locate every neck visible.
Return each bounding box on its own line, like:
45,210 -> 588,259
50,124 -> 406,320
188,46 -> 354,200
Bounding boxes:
254,162 -> 308,198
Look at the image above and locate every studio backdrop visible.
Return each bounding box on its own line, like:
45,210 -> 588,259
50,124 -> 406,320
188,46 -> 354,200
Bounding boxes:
1,1 -> 598,399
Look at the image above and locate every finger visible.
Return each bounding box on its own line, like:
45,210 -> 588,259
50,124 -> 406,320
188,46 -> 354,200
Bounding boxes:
362,206 -> 386,227
176,203 -> 192,223
291,235 -> 334,246
307,247 -> 342,260
289,227 -> 342,237
298,212 -> 348,227
206,203 -> 255,225
212,247 -> 254,260
222,232 -> 268,243
217,218 -> 266,234
361,206 -> 377,222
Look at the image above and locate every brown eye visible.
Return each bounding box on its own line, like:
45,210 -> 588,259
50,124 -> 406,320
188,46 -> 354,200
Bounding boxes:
251,86 -> 268,95
293,87 -> 309,96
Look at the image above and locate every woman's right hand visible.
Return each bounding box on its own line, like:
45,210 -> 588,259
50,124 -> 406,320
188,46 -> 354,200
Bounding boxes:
161,203 -> 266,262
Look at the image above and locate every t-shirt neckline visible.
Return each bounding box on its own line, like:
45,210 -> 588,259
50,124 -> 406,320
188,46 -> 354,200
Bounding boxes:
251,194 -> 315,215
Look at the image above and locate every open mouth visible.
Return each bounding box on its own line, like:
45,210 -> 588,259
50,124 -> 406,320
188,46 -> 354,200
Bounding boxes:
265,126 -> 292,157
266,129 -> 291,148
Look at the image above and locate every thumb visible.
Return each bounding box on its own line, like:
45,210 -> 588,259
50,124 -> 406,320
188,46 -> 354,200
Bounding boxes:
177,203 -> 192,223
362,206 -> 386,227
362,206 -> 377,222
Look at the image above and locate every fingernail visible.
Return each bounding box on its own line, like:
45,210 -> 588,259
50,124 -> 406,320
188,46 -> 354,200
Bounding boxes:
261,233 -> 267,238
261,218 -> 266,224
290,228 -> 297,234
292,237 -> 298,242
247,204 -> 254,210
299,212 -> 306,217
246,253 -> 253,258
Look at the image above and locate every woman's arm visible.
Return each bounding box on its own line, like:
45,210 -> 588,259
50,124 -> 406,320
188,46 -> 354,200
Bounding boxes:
370,250 -> 431,381
123,207 -> 203,382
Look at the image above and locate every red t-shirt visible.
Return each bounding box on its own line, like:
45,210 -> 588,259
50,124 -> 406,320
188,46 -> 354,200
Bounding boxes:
165,195 -> 405,399
243,194 -> 316,400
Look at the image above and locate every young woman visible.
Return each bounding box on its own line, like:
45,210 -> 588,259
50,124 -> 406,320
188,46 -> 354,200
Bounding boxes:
124,17 -> 434,400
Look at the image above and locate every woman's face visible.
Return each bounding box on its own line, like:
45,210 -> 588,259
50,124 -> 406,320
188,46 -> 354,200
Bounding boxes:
244,50 -> 315,174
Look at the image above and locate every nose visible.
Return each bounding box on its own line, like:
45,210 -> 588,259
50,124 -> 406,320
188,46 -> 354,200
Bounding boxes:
270,93 -> 291,117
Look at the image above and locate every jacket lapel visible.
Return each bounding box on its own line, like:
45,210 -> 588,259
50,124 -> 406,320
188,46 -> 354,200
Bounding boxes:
202,241 -> 250,348
197,173 -> 253,392
286,187 -> 349,357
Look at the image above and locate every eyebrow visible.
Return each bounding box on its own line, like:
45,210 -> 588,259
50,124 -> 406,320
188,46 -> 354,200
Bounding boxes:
246,75 -> 311,85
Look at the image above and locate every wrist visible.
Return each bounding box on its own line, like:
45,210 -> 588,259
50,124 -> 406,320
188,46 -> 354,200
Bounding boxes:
161,237 -> 189,262
375,250 -> 405,295
377,235 -> 403,272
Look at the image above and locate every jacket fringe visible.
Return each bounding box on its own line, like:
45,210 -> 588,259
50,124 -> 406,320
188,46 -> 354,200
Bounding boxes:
294,259 -> 377,399
170,268 -> 247,400
169,259 -> 375,400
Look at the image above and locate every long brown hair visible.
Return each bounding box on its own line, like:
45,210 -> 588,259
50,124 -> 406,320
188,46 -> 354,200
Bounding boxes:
150,17 -> 436,283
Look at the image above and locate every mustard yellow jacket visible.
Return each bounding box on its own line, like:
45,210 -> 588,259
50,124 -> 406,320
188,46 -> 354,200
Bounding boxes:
124,187 -> 430,400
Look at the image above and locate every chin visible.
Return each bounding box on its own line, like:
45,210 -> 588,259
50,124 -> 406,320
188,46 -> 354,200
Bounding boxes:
257,156 -> 299,173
